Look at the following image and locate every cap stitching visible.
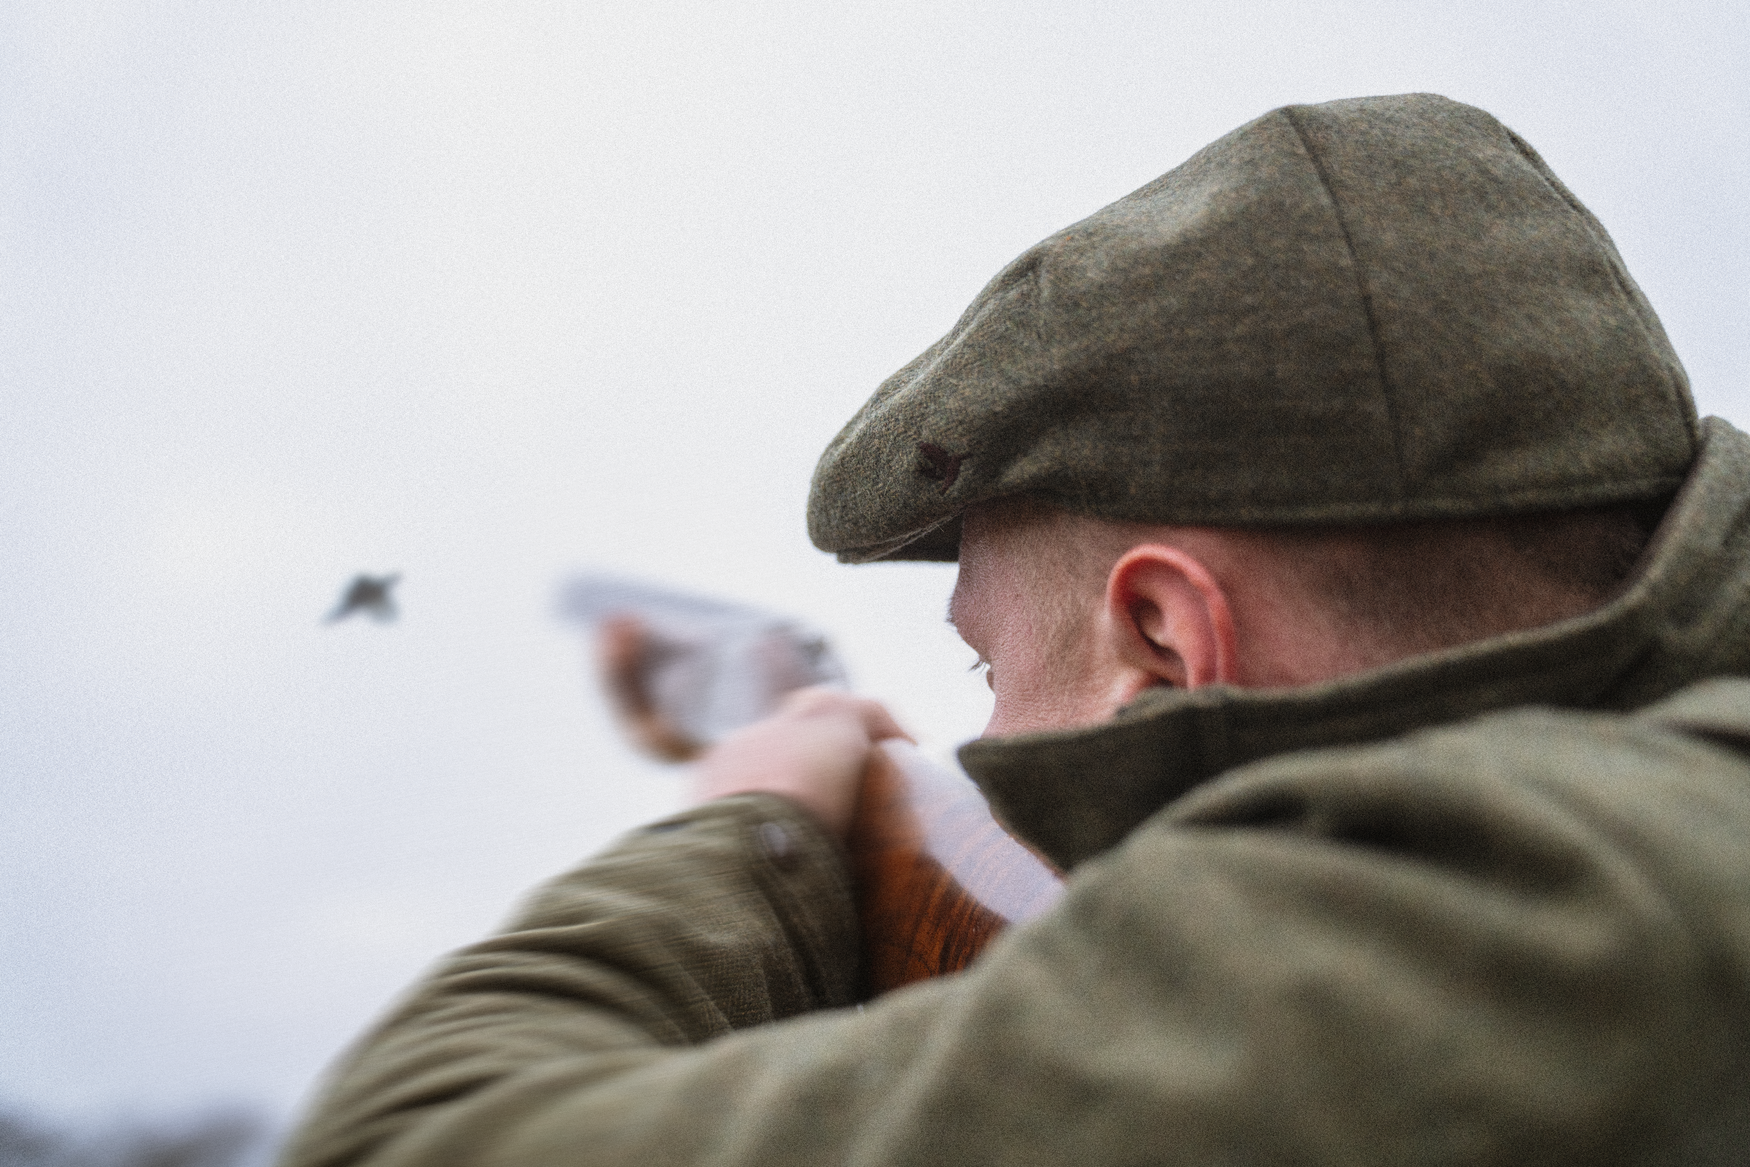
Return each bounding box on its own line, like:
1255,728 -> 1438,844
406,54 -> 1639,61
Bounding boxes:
1282,106 -> 1409,505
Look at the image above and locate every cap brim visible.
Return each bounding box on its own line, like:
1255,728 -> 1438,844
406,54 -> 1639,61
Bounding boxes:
834,514 -> 963,564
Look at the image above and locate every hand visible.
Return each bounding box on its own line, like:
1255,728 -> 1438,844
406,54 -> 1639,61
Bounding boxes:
690,688 -> 912,838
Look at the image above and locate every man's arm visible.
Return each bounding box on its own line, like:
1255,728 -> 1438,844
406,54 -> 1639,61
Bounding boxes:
281,792 -> 863,1167
280,698 -> 1750,1167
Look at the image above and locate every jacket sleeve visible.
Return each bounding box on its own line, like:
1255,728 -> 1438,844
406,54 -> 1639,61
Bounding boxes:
279,705 -> 1750,1167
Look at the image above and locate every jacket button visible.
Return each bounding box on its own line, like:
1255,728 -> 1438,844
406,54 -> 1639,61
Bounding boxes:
757,821 -> 794,866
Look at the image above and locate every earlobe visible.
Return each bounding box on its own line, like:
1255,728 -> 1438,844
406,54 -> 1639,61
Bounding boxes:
1106,545 -> 1239,689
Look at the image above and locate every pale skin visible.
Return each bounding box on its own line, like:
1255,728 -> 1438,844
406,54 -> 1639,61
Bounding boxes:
691,502 -> 1411,837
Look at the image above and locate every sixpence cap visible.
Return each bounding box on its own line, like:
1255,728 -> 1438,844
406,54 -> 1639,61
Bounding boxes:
807,93 -> 1697,563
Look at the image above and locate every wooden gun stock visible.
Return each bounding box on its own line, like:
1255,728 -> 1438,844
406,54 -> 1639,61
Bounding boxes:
849,740 -> 1063,994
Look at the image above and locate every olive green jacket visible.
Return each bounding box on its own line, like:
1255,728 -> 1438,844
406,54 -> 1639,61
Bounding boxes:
282,420 -> 1750,1167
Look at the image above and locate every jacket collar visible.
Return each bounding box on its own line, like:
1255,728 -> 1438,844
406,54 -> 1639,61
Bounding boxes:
959,418 -> 1750,871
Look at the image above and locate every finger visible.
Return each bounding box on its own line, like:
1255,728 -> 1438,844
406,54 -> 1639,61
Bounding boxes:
775,688 -> 912,743
854,699 -> 913,744
775,685 -> 856,717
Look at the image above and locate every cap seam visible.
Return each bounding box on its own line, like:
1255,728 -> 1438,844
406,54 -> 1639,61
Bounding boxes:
1282,105 -> 1409,503
1503,126 -> 1698,454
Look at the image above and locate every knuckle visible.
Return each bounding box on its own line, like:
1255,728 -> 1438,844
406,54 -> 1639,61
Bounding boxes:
780,686 -> 848,717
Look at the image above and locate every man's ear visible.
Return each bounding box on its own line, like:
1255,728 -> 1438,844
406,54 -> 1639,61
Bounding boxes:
1105,544 -> 1239,689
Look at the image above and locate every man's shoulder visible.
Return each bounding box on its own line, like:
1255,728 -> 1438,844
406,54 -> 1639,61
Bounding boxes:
1136,676 -> 1750,911
1174,676 -> 1750,818
1196,674 -> 1750,786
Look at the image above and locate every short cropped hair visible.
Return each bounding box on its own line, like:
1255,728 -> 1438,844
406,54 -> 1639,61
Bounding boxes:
980,496 -> 1665,667
1258,501 -> 1665,656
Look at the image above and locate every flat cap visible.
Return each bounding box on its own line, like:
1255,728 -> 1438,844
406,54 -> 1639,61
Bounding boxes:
808,93 -> 1697,563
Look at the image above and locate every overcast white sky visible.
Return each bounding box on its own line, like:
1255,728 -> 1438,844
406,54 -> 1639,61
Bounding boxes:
2,0 -> 1746,1135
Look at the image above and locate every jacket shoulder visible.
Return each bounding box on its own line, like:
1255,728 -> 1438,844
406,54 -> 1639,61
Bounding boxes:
1166,676 -> 1750,831
1142,679 -> 1750,921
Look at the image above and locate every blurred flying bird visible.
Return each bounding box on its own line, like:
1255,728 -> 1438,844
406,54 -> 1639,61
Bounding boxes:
326,573 -> 400,623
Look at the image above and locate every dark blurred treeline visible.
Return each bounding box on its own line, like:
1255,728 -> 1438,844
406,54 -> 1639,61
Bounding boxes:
0,1105 -> 267,1167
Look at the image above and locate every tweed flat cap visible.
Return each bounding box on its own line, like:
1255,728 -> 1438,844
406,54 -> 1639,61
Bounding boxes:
808,93 -> 1697,563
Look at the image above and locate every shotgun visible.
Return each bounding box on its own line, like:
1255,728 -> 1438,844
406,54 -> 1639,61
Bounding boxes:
559,575 -> 1062,994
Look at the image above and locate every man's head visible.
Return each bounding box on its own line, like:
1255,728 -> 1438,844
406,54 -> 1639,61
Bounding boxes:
808,94 -> 1695,735
949,498 -> 1658,736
